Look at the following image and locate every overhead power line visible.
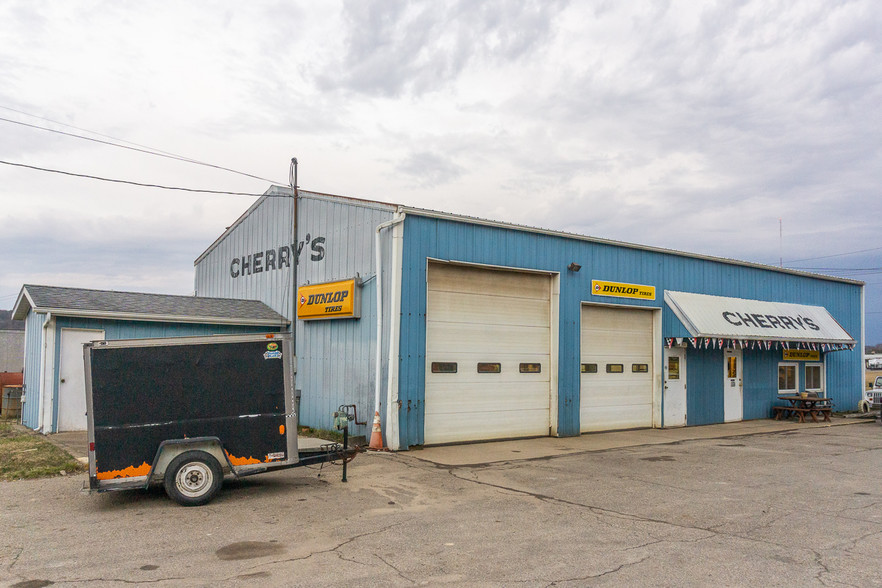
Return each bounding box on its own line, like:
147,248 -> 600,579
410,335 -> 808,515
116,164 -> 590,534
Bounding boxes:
785,245 -> 882,264
0,111 -> 285,185
0,159 -> 265,196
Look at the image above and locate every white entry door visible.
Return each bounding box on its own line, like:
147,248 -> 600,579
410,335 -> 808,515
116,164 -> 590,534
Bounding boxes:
663,347 -> 687,427
57,328 -> 104,431
723,347 -> 743,422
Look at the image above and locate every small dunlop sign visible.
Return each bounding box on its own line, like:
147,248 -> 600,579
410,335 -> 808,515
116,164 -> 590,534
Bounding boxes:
591,280 -> 656,301
297,278 -> 361,320
783,349 -> 820,361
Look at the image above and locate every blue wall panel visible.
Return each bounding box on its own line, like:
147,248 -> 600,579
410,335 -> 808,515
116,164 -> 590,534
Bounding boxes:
742,350 -> 779,420
686,348 -> 723,425
396,214 -> 863,448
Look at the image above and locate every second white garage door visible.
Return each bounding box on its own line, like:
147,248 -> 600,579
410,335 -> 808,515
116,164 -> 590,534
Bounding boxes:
580,305 -> 654,432
424,263 -> 553,445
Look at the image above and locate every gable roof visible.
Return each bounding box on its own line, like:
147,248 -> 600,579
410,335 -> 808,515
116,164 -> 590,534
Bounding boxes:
12,284 -> 288,326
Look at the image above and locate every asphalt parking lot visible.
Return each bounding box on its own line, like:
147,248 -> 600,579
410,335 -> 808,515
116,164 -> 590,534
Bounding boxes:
2,419 -> 882,587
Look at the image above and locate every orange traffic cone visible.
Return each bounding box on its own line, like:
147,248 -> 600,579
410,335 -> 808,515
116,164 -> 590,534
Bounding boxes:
368,410 -> 385,450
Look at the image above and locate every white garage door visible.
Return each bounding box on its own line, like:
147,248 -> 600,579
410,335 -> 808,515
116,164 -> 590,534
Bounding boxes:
425,263 -> 552,444
580,305 -> 653,432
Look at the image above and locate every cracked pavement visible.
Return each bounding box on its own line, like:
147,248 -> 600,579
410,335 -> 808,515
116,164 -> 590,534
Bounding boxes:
2,423 -> 882,587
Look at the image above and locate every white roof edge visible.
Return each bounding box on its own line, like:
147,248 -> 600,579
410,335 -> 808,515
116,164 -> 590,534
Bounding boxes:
11,286 -> 35,321
192,188 -> 863,287
297,190 -> 400,213
401,207 -> 864,287
25,307 -> 289,327
194,185 -> 294,265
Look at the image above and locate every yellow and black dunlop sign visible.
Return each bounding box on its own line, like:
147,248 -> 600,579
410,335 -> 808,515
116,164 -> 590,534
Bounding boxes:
591,280 -> 656,301
297,278 -> 361,320
783,349 -> 820,361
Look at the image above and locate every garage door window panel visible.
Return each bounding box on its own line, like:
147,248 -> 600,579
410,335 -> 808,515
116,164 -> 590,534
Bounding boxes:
477,363 -> 501,373
431,362 -> 458,374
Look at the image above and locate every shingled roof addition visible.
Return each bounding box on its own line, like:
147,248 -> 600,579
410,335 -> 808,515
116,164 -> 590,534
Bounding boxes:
13,285 -> 287,325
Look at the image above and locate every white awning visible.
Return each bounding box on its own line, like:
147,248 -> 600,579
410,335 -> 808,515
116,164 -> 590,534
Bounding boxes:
664,291 -> 855,344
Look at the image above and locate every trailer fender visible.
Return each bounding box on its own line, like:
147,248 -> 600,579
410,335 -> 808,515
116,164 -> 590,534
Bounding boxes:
149,437 -> 233,483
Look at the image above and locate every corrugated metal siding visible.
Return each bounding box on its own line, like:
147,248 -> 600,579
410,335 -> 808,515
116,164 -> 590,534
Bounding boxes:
21,311 -> 45,428
685,348 -> 724,425
53,317 -> 273,341
294,195 -> 396,436
194,192 -> 297,321
742,350 -> 777,419
398,214 -> 863,447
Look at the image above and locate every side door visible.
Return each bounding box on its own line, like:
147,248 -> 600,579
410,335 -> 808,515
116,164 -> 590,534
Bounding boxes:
58,328 -> 104,431
723,347 -> 743,422
663,347 -> 687,427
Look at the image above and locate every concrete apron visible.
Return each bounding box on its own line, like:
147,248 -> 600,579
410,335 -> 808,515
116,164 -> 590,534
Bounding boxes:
409,416 -> 876,467
45,416 -> 875,467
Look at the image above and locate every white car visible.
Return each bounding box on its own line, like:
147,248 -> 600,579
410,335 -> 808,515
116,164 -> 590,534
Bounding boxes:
859,376 -> 882,412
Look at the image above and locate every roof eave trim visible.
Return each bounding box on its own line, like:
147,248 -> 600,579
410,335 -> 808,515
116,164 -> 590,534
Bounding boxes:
11,287 -> 35,321
401,208 -> 864,286
29,307 -> 289,327
681,333 -> 856,345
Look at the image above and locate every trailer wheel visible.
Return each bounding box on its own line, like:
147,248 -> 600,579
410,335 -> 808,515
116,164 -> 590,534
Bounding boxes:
164,451 -> 223,506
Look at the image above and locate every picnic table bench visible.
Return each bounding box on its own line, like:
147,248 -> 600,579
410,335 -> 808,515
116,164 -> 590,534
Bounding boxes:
772,395 -> 833,423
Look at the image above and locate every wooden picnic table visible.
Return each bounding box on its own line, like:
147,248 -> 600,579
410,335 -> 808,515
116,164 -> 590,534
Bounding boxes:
773,395 -> 832,423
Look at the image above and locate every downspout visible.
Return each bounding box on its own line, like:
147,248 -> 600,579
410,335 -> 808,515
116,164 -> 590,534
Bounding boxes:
373,212 -> 406,439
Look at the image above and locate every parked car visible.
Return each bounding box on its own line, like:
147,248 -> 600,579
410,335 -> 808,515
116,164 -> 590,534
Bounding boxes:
858,376 -> 882,412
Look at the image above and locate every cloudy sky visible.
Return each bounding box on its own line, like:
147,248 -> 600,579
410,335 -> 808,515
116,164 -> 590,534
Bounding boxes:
1,1 -> 880,341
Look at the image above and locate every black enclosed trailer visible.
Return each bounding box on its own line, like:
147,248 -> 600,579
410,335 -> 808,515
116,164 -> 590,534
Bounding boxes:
84,333 -> 356,506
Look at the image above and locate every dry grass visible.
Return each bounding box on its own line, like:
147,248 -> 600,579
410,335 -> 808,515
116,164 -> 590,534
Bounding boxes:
0,419 -> 86,481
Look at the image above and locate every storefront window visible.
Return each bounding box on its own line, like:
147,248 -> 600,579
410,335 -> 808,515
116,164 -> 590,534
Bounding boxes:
778,363 -> 797,393
805,363 -> 823,393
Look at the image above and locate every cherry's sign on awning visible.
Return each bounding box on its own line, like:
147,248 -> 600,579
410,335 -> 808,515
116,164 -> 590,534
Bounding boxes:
664,290 -> 855,344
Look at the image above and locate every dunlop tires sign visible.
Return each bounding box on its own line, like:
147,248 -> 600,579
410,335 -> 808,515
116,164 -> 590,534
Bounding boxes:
783,349 -> 820,361
591,280 -> 656,301
297,278 -> 361,320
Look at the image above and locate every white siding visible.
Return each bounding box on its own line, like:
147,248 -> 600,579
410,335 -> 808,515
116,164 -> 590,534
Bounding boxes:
194,186 -> 297,320
294,194 -> 397,436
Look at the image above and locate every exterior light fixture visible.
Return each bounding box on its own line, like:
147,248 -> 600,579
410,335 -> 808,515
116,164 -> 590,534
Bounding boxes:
568,262 -> 581,272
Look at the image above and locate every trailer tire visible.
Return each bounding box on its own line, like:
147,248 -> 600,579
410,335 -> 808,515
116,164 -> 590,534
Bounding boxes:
164,451 -> 223,506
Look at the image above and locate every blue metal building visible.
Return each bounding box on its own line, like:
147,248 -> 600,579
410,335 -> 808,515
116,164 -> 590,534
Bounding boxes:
12,285 -> 287,432
194,188 -> 863,450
